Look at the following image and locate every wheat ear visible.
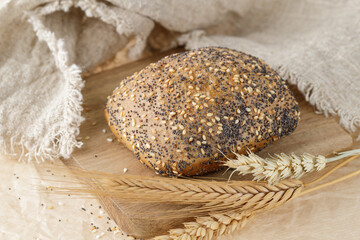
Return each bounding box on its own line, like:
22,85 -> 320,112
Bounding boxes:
51,170 -> 302,217
154,211 -> 254,240
223,149 -> 360,184
154,179 -> 302,240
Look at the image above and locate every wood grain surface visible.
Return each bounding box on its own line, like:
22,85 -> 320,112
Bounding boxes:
64,49 -> 353,238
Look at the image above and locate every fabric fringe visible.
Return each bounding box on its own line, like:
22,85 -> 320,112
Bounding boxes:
1,0 -> 150,162
3,12 -> 86,163
276,64 -> 360,140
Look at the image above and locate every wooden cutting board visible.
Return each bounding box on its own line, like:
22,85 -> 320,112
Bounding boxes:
64,49 -> 353,238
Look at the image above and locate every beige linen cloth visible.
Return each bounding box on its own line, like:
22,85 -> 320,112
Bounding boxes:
1,0 -> 360,239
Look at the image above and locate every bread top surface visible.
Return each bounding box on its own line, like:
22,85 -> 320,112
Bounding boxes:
105,47 -> 300,176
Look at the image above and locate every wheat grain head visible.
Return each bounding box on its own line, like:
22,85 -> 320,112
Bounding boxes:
224,151 -> 326,184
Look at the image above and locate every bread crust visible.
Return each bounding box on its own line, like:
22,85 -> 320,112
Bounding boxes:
105,47 -> 299,176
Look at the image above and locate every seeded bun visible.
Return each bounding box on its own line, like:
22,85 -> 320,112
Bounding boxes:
105,47 -> 299,176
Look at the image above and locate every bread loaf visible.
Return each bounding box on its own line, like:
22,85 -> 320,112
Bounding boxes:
105,47 -> 299,176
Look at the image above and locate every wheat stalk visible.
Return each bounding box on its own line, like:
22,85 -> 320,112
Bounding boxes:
49,151 -> 360,240
223,149 -> 360,184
